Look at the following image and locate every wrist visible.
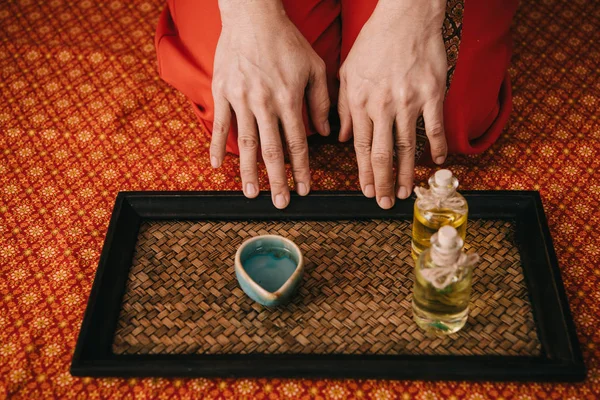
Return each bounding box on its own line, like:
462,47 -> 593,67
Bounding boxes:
373,0 -> 446,34
219,0 -> 286,26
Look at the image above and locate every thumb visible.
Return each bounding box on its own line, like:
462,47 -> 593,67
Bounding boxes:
307,61 -> 331,136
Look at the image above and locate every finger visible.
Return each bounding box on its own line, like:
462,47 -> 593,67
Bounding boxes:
423,99 -> 447,164
307,60 -> 331,137
337,76 -> 352,143
352,109 -> 375,199
280,108 -> 311,196
371,118 -> 395,209
209,95 -> 231,168
256,113 -> 290,209
236,109 -> 260,199
394,112 -> 417,200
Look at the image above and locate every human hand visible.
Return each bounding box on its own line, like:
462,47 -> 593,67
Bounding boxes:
210,1 -> 331,209
338,0 -> 448,209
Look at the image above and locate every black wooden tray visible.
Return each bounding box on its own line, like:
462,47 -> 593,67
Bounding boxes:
70,191 -> 585,381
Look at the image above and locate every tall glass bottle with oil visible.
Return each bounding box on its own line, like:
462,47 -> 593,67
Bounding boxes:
412,169 -> 468,260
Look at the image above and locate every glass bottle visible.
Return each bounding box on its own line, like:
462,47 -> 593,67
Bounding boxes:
412,169 -> 468,260
412,225 -> 479,334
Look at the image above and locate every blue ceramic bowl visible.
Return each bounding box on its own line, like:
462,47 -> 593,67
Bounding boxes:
235,235 -> 304,307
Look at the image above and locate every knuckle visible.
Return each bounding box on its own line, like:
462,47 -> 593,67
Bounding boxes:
238,135 -> 258,151
211,79 -> 225,94
370,98 -> 393,119
316,93 -> 331,110
268,179 -> 287,189
426,122 -> 445,139
209,141 -> 220,154
212,119 -> 227,135
240,166 -> 256,177
376,182 -> 395,192
398,170 -> 413,182
354,138 -> 372,155
287,137 -> 307,156
373,91 -> 392,107
395,136 -> 416,154
251,89 -> 270,109
315,100 -> 331,117
314,59 -> 327,76
346,85 -> 369,108
291,165 -> 309,180
228,85 -> 246,103
371,151 -> 393,166
396,88 -> 416,108
278,88 -> 299,110
423,79 -> 442,97
426,123 -> 446,153
348,94 -> 367,109
431,141 -> 447,155
376,99 -> 393,113
262,145 -> 284,163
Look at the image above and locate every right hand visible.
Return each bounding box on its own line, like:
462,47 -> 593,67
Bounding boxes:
210,1 -> 331,209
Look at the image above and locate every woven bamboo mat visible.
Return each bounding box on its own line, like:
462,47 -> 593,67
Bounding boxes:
112,219 -> 541,356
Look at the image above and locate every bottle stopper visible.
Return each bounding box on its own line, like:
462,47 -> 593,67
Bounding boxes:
430,226 -> 463,266
434,169 -> 453,187
437,225 -> 459,248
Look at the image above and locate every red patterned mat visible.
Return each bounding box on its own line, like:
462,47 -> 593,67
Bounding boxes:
0,0 -> 599,398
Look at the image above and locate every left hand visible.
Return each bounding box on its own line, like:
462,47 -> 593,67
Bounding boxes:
338,0 -> 448,209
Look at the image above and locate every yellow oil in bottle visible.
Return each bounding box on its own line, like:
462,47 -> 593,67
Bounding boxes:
412,225 -> 477,335
411,206 -> 467,260
412,257 -> 473,334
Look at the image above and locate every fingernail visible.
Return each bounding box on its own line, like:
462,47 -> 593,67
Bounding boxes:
397,186 -> 408,199
435,156 -> 446,165
297,182 -> 309,196
275,194 -> 287,209
379,196 -> 393,209
211,156 -> 220,168
323,120 -> 330,136
246,183 -> 257,197
364,184 -> 375,198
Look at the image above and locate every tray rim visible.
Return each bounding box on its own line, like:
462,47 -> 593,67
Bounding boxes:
70,191 -> 585,381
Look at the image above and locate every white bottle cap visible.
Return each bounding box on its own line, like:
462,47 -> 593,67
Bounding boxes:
430,225 -> 463,266
437,225 -> 459,248
434,169 -> 453,186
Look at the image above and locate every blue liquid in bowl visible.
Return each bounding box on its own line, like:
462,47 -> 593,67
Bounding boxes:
242,246 -> 297,293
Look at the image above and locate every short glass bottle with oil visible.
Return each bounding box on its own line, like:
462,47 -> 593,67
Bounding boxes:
412,225 -> 479,334
412,169 -> 468,260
